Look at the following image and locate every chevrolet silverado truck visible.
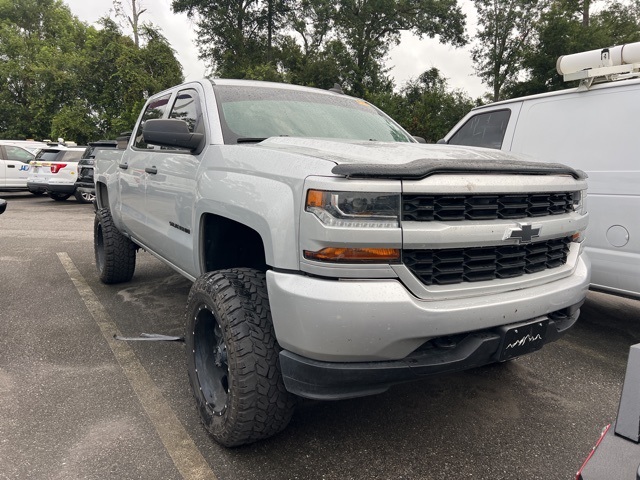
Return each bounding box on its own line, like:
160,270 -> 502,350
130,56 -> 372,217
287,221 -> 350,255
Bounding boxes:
93,79 -> 590,447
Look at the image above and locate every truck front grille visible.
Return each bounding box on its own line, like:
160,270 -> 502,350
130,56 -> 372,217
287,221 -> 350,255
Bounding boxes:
402,192 -> 575,221
403,237 -> 571,286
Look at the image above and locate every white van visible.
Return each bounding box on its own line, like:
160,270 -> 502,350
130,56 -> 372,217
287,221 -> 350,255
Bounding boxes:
441,42 -> 640,299
0,142 -> 39,191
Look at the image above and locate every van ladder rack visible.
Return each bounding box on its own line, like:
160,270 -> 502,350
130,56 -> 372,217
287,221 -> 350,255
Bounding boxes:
564,63 -> 640,90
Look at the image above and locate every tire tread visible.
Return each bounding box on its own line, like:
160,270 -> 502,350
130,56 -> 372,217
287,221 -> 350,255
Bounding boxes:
186,268 -> 295,447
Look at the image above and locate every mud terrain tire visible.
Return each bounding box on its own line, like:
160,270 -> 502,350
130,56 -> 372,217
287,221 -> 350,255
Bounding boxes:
186,268 -> 295,447
94,207 -> 136,284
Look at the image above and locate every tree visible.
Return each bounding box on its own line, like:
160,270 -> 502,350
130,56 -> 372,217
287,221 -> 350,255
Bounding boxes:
332,0 -> 467,96
172,0 -> 290,78
471,0 -> 544,102
172,0 -> 467,96
369,68 -> 477,142
114,0 -> 147,48
506,0 -> 640,98
0,0 -> 183,143
0,0 -> 88,139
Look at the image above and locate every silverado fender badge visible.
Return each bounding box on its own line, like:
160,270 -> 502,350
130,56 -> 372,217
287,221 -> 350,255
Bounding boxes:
504,223 -> 541,244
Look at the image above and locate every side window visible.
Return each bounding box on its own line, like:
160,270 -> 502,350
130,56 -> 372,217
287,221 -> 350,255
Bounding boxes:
169,89 -> 203,134
134,93 -> 172,149
449,109 -> 511,149
5,146 -> 35,163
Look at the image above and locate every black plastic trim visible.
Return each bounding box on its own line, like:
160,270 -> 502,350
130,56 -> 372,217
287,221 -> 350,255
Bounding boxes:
331,158 -> 585,180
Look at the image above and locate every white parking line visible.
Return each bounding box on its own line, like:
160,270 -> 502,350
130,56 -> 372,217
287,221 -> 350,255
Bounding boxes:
57,252 -> 217,480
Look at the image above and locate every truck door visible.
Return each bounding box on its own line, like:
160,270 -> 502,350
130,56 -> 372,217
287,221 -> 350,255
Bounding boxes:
143,87 -> 204,273
1,145 -> 34,188
119,93 -> 173,238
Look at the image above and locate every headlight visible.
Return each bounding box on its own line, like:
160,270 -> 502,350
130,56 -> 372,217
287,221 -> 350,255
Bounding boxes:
305,189 -> 400,228
573,189 -> 587,214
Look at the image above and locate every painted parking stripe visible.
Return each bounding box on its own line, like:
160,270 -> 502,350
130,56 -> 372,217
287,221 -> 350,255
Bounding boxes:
57,252 -> 217,480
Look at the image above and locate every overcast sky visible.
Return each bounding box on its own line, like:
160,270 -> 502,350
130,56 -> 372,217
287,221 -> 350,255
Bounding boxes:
63,0 -> 487,98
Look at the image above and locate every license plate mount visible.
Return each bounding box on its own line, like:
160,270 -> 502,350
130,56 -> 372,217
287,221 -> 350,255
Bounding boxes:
497,319 -> 549,361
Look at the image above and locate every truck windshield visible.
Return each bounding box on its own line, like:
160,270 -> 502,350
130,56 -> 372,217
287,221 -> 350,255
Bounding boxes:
213,85 -> 413,144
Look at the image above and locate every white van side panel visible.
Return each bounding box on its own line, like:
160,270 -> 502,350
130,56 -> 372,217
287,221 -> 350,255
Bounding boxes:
510,84 -> 640,297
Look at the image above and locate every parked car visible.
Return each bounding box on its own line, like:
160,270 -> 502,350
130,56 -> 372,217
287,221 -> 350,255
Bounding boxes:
441,41 -> 640,299
75,140 -> 119,203
27,146 -> 85,200
1,140 -> 48,155
0,142 -> 37,191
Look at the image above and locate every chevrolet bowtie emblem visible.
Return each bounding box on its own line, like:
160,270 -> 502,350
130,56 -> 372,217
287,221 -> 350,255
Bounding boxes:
505,223 -> 541,244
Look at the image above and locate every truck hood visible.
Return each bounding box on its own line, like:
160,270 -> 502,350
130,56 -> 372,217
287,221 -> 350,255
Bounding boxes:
256,137 -> 510,164
255,137 -> 585,180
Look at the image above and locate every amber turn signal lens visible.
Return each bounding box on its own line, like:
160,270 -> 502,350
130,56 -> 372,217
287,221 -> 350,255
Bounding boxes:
306,189 -> 325,208
304,247 -> 400,263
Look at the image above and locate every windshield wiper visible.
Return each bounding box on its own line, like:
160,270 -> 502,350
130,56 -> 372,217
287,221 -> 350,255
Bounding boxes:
236,137 -> 268,144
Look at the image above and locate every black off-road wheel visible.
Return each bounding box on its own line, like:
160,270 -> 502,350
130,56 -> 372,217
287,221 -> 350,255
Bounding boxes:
48,192 -> 71,201
94,207 -> 136,284
186,268 -> 295,447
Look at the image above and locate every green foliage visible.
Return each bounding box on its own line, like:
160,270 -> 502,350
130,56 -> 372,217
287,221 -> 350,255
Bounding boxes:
471,0 -> 543,102
368,68 -> 477,143
0,0 -> 183,143
505,0 -> 640,98
172,0 -> 467,96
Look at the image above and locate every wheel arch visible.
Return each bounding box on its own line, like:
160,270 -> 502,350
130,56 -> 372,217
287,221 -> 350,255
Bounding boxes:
199,213 -> 268,273
95,181 -> 109,210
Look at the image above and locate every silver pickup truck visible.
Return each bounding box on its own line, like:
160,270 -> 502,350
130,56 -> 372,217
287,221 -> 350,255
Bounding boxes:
94,79 -> 590,447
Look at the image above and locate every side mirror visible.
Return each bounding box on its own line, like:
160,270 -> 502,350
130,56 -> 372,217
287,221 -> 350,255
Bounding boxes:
0,199 -> 7,214
412,136 -> 427,144
142,119 -> 204,152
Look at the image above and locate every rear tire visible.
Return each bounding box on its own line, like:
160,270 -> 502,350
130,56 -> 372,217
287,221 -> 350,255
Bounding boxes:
186,268 -> 295,447
75,190 -> 95,204
94,207 -> 136,284
48,192 -> 71,201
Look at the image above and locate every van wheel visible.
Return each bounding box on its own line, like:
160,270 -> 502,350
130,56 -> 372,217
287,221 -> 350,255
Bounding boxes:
48,192 -> 71,201
186,268 -> 295,447
94,208 -> 136,284
75,190 -> 95,204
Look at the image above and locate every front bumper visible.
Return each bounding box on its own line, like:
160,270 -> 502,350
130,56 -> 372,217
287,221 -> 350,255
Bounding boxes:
267,254 -> 590,362
279,304 -> 580,400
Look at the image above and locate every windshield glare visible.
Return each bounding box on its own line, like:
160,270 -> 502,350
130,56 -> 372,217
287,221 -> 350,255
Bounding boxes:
213,85 -> 413,144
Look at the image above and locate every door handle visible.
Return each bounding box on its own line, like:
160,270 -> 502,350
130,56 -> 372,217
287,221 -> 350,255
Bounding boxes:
118,163 -> 128,170
7,165 -> 15,168
145,166 -> 158,174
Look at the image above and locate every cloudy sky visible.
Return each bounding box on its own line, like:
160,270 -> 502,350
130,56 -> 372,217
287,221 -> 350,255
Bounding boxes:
63,0 -> 487,98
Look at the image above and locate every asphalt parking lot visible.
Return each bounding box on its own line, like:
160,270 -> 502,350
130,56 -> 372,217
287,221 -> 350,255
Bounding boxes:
1,191 -> 639,480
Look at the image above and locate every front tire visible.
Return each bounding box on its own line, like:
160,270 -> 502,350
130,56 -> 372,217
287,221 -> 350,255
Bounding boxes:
48,192 -> 71,201
94,207 -> 136,284
186,268 -> 295,447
